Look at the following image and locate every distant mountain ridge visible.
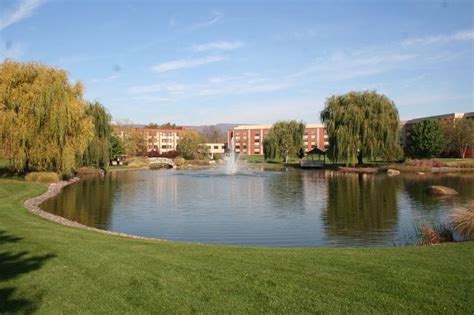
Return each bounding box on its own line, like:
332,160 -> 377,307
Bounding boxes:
114,123 -> 245,135
184,123 -> 244,134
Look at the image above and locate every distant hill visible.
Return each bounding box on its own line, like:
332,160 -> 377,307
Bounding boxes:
184,123 -> 243,134
114,123 -> 245,136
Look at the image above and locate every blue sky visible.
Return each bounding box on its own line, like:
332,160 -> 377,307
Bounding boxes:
1,0 -> 473,125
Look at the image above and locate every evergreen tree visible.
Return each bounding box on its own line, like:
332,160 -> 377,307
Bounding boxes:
408,120 -> 446,158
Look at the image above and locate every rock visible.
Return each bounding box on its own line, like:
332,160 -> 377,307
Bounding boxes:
426,185 -> 458,196
417,171 -> 425,175
387,169 -> 401,176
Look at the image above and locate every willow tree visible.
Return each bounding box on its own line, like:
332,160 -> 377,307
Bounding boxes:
320,91 -> 402,165
0,60 -> 93,175
81,102 -> 112,168
264,120 -> 305,163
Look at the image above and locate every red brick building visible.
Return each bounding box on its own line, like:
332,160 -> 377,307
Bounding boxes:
227,124 -> 328,155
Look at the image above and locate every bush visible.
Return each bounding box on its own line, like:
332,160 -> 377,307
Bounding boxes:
25,172 -> 59,183
149,163 -> 173,170
76,167 -> 104,176
417,223 -> 454,245
406,159 -> 447,168
174,157 -> 185,166
186,160 -> 210,165
450,203 -> 474,240
213,153 -> 224,161
127,157 -> 149,168
147,150 -> 180,159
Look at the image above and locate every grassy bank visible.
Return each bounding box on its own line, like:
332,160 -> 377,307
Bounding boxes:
1,179 -> 473,313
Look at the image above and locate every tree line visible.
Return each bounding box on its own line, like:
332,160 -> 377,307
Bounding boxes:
406,118 -> 474,159
2,60 -> 471,174
263,90 -> 472,165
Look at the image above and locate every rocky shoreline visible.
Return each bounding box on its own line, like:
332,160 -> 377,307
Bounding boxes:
23,177 -> 161,241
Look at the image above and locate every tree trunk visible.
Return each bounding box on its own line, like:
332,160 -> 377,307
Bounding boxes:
285,155 -> 288,164
357,151 -> 363,166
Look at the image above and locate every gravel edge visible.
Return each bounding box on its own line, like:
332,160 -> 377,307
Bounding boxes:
23,177 -> 162,242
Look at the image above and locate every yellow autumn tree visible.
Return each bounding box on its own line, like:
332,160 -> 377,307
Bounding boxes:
0,60 -> 93,176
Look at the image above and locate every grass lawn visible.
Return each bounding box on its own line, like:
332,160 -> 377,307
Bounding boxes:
1,179 -> 473,313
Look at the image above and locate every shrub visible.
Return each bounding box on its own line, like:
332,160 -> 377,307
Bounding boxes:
186,160 -> 210,165
127,157 -> 149,168
76,167 -> 104,176
406,159 -> 447,168
450,203 -> 474,240
149,163 -> 172,170
417,223 -> 454,245
213,153 -> 224,161
25,172 -> 59,183
174,157 -> 185,167
147,150 -> 180,158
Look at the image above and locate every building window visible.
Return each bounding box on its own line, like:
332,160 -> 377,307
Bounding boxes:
214,145 -> 219,150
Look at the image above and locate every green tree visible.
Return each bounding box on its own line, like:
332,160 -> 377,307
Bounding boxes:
442,119 -> 474,159
407,120 -> 446,158
81,102 -> 112,168
145,123 -> 159,129
159,122 -> 178,129
176,131 -> 204,159
264,120 -> 305,163
320,91 -> 402,165
110,134 -> 125,159
0,60 -> 93,176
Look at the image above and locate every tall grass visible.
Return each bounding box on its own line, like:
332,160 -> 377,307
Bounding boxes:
450,202 -> 474,240
24,172 -> 59,183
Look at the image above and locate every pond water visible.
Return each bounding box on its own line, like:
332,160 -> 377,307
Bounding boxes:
40,168 -> 474,247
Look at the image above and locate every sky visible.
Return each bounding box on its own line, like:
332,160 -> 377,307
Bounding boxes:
1,0 -> 473,125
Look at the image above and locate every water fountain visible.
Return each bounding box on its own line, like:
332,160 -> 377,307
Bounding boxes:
225,137 -> 240,174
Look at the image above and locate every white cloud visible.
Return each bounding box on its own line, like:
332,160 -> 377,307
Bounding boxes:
151,55 -> 226,73
0,0 -> 44,31
192,10 -> 223,29
402,29 -> 474,46
288,50 -> 418,82
192,41 -> 244,52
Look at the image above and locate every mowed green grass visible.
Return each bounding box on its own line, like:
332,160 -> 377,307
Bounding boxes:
0,179 -> 473,313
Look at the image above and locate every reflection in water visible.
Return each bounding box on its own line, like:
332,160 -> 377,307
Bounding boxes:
322,174 -> 400,245
41,169 -> 474,247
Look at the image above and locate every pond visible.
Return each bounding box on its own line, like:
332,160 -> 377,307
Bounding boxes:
40,168 -> 474,247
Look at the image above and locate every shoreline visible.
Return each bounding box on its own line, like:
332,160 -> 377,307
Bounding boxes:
23,177 -> 161,242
